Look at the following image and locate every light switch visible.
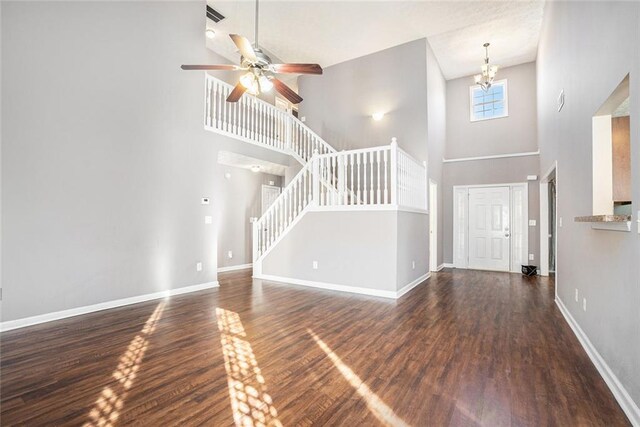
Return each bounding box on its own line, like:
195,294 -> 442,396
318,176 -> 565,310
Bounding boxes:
228,251 -> 233,259
529,254 -> 535,261
205,216 -> 213,224
529,219 -> 537,226
196,262 -> 203,272
301,116 -> 306,122
637,211 -> 640,234
312,261 -> 318,269
559,217 -> 563,227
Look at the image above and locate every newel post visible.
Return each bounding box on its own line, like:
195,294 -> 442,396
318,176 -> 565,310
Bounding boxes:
252,220 -> 259,263
286,114 -> 293,152
390,137 -> 398,206
312,149 -> 320,206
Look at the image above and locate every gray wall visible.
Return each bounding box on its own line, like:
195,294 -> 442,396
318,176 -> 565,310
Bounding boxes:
446,62 -> 538,159
298,38 -> 429,161
262,211 -> 398,291
216,167 -> 282,269
396,211 -> 429,288
0,0 -> 289,322
261,210 -> 428,292
536,0 -> 640,408
426,41 -> 447,267
442,62 -> 540,265
442,156 -> 540,265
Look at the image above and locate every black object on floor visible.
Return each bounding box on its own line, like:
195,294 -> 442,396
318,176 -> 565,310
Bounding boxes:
522,265 -> 538,276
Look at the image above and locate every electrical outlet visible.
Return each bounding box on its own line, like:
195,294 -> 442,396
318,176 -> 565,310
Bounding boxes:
529,254 -> 535,261
201,197 -> 210,205
196,262 -> 202,272
412,260 -> 416,270
529,220 -> 537,226
301,116 -> 306,122
227,250 -> 233,259
583,298 -> 587,312
269,180 -> 274,186
575,288 -> 579,302
205,216 -> 212,224
559,217 -> 563,227
224,172 -> 231,180
312,261 -> 318,270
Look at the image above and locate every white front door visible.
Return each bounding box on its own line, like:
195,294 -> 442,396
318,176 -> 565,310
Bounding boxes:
261,185 -> 281,214
468,186 -> 510,271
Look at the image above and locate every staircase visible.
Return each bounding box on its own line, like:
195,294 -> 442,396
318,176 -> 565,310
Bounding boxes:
203,75 -> 428,276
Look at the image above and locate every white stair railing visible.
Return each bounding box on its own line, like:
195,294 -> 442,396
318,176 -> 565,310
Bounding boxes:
396,144 -> 428,211
252,162 -> 314,264
314,145 -> 394,208
253,139 -> 428,264
204,75 -> 334,164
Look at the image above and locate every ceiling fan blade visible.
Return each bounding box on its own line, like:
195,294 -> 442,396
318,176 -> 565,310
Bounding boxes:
273,78 -> 303,104
229,34 -> 258,63
271,64 -> 323,75
226,82 -> 247,103
181,64 -> 242,71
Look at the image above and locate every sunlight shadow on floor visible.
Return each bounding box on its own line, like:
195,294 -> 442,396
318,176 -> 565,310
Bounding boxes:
308,328 -> 410,427
84,301 -> 165,427
216,307 -> 283,427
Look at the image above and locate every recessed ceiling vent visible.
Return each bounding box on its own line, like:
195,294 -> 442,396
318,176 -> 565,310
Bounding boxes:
207,6 -> 225,23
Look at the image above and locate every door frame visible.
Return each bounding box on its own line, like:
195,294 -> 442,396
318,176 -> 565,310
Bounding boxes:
452,182 -> 529,273
429,179 -> 438,272
539,162 -> 558,278
261,184 -> 281,214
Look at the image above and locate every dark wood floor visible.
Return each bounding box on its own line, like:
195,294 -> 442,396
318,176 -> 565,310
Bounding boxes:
1,269 -> 630,426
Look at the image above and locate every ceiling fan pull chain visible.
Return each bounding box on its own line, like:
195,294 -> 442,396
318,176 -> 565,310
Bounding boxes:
254,0 -> 259,48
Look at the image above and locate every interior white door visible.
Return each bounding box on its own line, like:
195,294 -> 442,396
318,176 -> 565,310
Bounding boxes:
261,185 -> 281,214
468,186 -> 510,271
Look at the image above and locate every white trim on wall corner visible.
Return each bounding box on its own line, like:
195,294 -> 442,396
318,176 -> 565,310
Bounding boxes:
443,150 -> 540,164
217,263 -> 253,273
0,281 -> 220,333
436,264 -> 445,271
396,273 -> 431,298
556,297 -> 640,426
254,273 -> 430,299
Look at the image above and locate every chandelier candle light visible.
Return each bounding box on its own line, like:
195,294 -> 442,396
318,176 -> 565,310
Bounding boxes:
474,43 -> 499,92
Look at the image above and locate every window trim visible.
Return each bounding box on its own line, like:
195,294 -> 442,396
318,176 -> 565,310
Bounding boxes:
469,79 -> 509,122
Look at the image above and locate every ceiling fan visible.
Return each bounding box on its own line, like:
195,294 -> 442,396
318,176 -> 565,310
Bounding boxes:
181,0 -> 322,104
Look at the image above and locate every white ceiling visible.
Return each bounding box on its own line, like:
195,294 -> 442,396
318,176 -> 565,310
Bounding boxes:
205,1 -> 545,80
217,150 -> 288,176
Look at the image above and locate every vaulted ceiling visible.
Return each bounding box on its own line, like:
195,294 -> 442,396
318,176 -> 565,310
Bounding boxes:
206,1 -> 545,81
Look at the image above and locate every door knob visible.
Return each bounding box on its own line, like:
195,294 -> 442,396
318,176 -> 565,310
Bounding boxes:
505,233 -> 510,237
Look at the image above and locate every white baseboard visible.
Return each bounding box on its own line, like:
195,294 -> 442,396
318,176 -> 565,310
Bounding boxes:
254,273 -> 430,299
443,263 -> 454,268
436,264 -> 445,271
217,263 -> 252,273
556,297 -> 640,426
396,273 -> 430,298
0,281 -> 220,333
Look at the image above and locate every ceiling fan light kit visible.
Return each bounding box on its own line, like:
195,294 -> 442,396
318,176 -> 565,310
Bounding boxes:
182,0 -> 322,104
474,43 -> 499,91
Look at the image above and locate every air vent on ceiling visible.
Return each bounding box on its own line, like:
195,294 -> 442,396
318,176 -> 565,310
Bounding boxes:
207,5 -> 225,23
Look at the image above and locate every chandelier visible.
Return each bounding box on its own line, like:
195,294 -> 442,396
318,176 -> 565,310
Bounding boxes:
474,43 -> 499,91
